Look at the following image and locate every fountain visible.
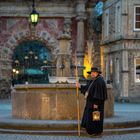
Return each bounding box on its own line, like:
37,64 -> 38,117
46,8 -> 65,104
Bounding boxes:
12,33 -> 114,120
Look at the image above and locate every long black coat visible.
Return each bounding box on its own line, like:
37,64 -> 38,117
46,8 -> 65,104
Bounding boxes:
80,75 -> 107,135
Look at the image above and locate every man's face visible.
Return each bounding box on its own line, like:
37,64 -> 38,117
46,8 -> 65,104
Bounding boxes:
91,71 -> 98,78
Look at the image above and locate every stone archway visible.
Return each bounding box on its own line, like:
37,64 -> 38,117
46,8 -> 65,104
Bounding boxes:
12,40 -> 54,85
8,32 -> 58,59
1,28 -> 59,80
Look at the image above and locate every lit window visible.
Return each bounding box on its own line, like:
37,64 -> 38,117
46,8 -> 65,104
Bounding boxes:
135,58 -> 140,83
134,6 -> 140,30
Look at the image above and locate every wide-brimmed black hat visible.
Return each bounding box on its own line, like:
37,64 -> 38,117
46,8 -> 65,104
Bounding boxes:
87,67 -> 101,74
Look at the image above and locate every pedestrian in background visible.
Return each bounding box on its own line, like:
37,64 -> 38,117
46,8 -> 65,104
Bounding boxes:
76,67 -> 107,136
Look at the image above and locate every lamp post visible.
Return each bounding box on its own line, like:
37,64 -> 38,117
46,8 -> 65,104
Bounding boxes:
24,49 -> 38,83
30,0 -> 39,26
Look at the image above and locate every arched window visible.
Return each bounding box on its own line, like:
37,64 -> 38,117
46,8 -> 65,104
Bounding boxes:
12,40 -> 52,84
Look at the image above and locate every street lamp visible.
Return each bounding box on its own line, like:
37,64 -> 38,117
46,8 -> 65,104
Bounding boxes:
12,69 -> 16,73
30,0 -> 39,26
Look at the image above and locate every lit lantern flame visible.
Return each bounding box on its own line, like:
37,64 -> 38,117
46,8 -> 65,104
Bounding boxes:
92,111 -> 100,121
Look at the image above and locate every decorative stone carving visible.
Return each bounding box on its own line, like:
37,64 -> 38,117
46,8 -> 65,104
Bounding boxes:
56,33 -> 72,77
63,18 -> 72,36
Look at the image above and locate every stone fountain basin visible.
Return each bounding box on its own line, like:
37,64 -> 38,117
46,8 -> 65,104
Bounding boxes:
11,84 -> 114,120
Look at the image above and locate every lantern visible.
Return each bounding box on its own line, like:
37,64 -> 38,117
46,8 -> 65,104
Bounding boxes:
30,0 -> 39,26
92,111 -> 100,121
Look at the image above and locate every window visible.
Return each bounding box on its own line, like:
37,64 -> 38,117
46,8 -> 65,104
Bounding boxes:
104,9 -> 109,38
110,59 -> 113,82
105,60 -> 110,83
106,59 -> 113,83
135,58 -> 140,83
134,6 -> 140,30
116,58 -> 120,83
115,2 -> 121,33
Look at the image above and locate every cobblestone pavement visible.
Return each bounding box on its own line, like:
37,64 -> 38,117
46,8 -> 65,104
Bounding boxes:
0,134 -> 140,140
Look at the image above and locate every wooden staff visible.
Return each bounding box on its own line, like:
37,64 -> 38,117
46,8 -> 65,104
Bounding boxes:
75,59 -> 81,136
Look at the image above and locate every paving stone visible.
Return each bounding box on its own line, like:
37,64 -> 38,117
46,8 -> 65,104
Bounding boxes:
0,134 -> 140,140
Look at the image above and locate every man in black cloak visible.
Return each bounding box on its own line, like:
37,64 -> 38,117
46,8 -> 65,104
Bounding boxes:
76,67 -> 107,136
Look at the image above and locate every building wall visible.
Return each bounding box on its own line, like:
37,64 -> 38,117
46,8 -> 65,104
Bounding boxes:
0,0 -> 98,85
0,1 -> 84,99
0,17 -> 64,79
102,0 -> 140,102
0,1 -> 115,100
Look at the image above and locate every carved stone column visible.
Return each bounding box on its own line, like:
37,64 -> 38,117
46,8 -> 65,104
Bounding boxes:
56,17 -> 72,77
56,34 -> 71,77
121,50 -> 129,99
76,0 -> 86,78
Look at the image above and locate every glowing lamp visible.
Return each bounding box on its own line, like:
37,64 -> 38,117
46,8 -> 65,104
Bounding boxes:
30,10 -> 39,26
16,70 -> 19,74
12,69 -> 16,73
92,111 -> 100,121
30,0 -> 39,26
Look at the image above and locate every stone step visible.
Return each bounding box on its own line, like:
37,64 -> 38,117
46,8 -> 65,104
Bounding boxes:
0,126 -> 140,136
104,121 -> 140,129
0,120 -> 140,131
104,127 -> 140,135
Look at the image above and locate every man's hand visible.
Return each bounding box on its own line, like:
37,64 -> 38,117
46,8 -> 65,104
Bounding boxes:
93,104 -> 98,109
76,82 -> 80,88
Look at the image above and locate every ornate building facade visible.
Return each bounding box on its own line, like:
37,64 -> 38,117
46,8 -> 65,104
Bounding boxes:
102,0 -> 140,102
0,0 -> 100,98
1,0 -> 139,102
